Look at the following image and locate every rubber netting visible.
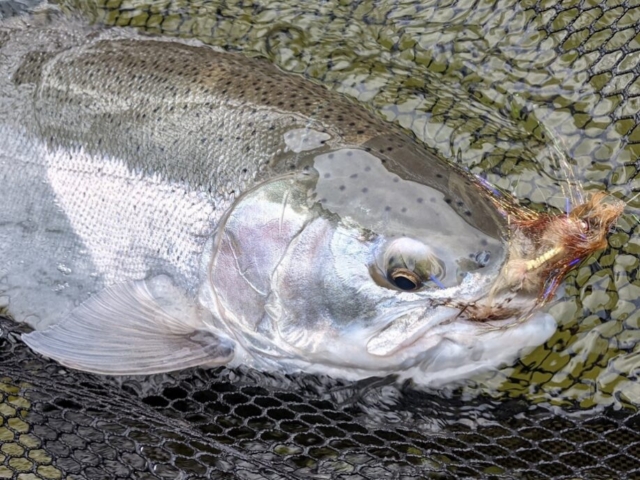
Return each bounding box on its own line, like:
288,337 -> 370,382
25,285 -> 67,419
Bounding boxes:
3,0 -> 640,478
2,316 -> 640,480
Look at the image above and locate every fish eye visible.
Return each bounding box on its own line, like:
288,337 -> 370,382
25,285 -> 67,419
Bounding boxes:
475,250 -> 491,267
372,237 -> 446,292
389,268 -> 421,292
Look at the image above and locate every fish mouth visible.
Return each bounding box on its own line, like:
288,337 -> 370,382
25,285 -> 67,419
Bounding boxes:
418,192 -> 625,328
366,304 -> 459,357
450,305 -> 521,323
365,289 -> 537,358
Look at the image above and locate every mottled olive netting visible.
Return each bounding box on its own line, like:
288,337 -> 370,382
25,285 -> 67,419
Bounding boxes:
3,317 -> 640,480
3,0 -> 640,478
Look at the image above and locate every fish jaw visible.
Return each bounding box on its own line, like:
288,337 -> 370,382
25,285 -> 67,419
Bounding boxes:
359,272 -> 554,366
247,303 -> 557,385
395,310 -> 557,387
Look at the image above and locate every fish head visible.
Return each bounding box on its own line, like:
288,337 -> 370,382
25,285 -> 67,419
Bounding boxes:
206,144 -> 557,383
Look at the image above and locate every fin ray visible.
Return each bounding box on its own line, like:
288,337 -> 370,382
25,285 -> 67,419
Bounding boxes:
22,277 -> 234,375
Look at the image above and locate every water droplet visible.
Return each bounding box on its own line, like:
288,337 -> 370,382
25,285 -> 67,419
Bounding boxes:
57,264 -> 72,275
53,282 -> 69,292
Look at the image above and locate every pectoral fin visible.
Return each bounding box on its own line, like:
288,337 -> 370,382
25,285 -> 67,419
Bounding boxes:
22,277 -> 234,375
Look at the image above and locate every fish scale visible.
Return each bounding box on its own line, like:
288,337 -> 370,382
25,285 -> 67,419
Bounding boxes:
0,27 -> 354,313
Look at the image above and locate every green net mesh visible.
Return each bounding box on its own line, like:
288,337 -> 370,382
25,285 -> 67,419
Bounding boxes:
3,0 -> 640,478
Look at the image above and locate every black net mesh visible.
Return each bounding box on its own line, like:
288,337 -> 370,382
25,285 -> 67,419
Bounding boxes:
3,316 -> 640,480
3,0 -> 640,478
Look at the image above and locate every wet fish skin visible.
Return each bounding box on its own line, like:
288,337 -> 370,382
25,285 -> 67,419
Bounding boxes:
0,15 -> 556,383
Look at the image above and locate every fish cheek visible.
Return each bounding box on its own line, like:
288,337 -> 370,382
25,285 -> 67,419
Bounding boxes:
267,218 -> 378,352
208,175 -> 313,331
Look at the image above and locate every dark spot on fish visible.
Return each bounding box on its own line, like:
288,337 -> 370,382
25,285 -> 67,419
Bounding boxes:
417,198 -> 424,203
347,151 -> 353,157
457,201 -> 464,207
362,188 -> 368,193
480,239 -> 488,246
444,198 -> 452,204
430,198 -> 436,203
401,207 -> 407,213
465,211 -> 472,216
339,185 -> 346,191
324,173 -> 331,178
242,168 -> 248,173
385,206 -> 391,211
387,147 -> 393,151
328,154 -> 334,159
350,174 -> 358,179
365,166 -> 371,172
436,173 -> 443,178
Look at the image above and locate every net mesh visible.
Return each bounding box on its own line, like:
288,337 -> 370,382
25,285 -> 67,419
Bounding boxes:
3,316 -> 640,480
3,0 -> 640,478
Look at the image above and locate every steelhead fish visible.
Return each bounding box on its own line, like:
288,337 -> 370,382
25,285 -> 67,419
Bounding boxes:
0,13 -> 623,385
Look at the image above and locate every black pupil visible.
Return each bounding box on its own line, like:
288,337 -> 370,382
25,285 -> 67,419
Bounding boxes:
394,275 -> 417,291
